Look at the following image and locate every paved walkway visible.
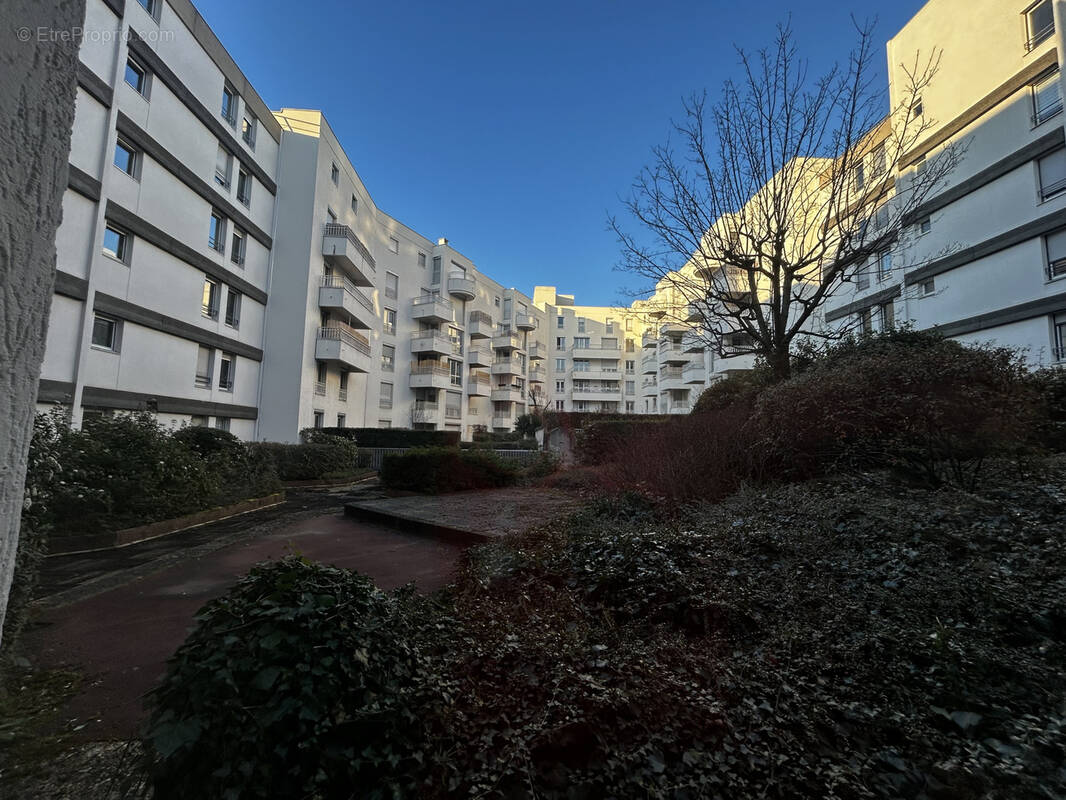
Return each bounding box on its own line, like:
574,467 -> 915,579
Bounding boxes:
22,509 -> 466,740
348,487 -> 583,539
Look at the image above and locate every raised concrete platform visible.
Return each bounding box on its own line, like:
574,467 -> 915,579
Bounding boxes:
345,487 -> 583,543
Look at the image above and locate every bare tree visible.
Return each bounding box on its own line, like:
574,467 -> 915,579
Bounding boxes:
0,0 -> 84,648
611,20 -> 961,381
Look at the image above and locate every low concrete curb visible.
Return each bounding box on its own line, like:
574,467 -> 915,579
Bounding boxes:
343,502 -> 493,545
46,492 -> 287,556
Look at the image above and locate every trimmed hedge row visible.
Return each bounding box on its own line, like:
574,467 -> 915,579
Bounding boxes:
309,427 -> 460,449
250,441 -> 357,482
379,447 -> 518,493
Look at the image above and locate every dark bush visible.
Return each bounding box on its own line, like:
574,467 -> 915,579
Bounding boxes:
171,425 -> 243,460
691,367 -> 774,414
460,438 -> 539,451
146,557 -> 447,800
521,450 -> 560,479
313,427 -> 459,448
379,447 -> 518,493
1031,366 -> 1066,451
576,418 -> 671,465
251,441 -> 357,482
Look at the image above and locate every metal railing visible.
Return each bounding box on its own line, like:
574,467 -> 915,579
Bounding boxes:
339,387 -> 348,402
445,407 -> 462,419
318,323 -> 371,355
469,310 -> 493,326
314,381 -> 326,396
410,362 -> 450,376
321,275 -> 374,312
1026,22 -> 1054,52
322,223 -> 376,269
1050,257 -> 1066,280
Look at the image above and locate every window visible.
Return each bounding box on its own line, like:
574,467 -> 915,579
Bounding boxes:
921,278 -> 935,295
236,169 -> 251,205
915,154 -> 927,175
859,308 -> 874,335
315,361 -> 327,392
557,315 -> 564,329
555,358 -> 566,372
449,360 -> 463,387
195,346 -> 213,387
385,272 -> 399,299
606,319 -> 614,334
201,277 -> 220,318
912,96 -> 923,118
221,85 -> 238,126
209,212 -> 225,252
555,380 -> 565,392
573,360 -> 590,372
351,194 -> 359,214
494,296 -> 500,308
1032,69 -> 1063,125
337,413 -> 346,428
877,250 -> 892,281
114,138 -> 138,177
574,337 -> 590,349
136,0 -> 159,18
190,415 -> 209,427
417,251 -> 426,268
626,401 -> 635,413
327,207 -> 337,224
91,314 -> 119,351
917,216 -> 931,235
313,411 -> 325,429
389,236 -> 400,254
339,370 -> 349,400
1055,312 -> 1066,361
881,301 -> 895,330
625,338 -> 635,352
870,144 -> 887,178
432,256 -> 442,284
555,400 -> 564,411
625,359 -> 635,373
1026,0 -> 1054,51
503,298 -> 512,320
556,336 -> 566,350
102,225 -> 129,262
215,145 -> 232,188
224,289 -> 241,328
215,417 -> 231,432
124,58 -> 148,96
383,308 -> 396,336
626,317 -> 633,331
1039,148 -> 1066,201
379,382 -> 393,409
381,344 -> 395,371
241,113 -> 257,148
577,317 -> 586,333
219,352 -> 235,391
1047,228 -> 1066,279
230,228 -> 246,266
625,380 -> 635,395
852,162 -> 865,191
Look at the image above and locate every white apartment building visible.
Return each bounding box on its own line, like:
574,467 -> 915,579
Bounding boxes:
34,0 -> 1066,438
823,0 -> 1066,362
39,0 -> 280,439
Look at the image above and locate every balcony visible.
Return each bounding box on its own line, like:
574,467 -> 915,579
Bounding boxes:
571,367 -> 622,381
467,348 -> 491,367
468,371 -> 491,396
682,330 -> 705,353
528,341 -> 545,360
491,360 -> 523,376
409,361 -> 457,390
491,386 -> 526,403
515,312 -> 535,331
322,224 -> 375,286
492,331 -> 522,351
491,416 -> 514,430
668,402 -> 691,415
659,367 -> 685,390
684,302 -> 706,322
642,330 -> 658,348
572,343 -> 622,361
659,322 -> 687,337
316,324 -> 371,372
683,362 -> 706,383
411,295 -> 454,324
641,377 -> 658,395
319,275 -> 375,328
468,310 -> 493,338
659,343 -> 690,364
571,384 -> 621,401
641,355 -> 657,374
413,400 -> 440,423
410,330 -> 457,356
529,366 -> 546,383
447,272 -> 476,300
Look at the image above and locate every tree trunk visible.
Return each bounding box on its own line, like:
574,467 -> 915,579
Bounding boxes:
767,348 -> 791,382
0,0 -> 84,650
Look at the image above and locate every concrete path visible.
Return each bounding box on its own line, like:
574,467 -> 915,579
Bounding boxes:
21,510 -> 466,741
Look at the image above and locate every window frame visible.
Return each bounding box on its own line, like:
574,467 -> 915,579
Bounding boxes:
195,345 -> 214,388
230,227 -> 246,267
113,137 -> 139,178
221,84 -> 238,126
330,162 -> 339,185
202,277 -> 221,319
224,289 -> 242,328
1038,147 -> 1066,201
91,314 -> 120,352
1046,228 -> 1066,280
208,212 -> 226,253
102,224 -> 130,264
218,352 -> 236,392
1031,68 -> 1063,126
124,57 -> 149,97
236,168 -> 252,206
241,113 -> 257,149
1025,0 -> 1055,52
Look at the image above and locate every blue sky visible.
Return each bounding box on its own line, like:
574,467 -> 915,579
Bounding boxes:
195,0 -> 927,305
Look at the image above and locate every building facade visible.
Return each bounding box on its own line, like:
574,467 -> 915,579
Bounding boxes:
34,0 -> 1066,439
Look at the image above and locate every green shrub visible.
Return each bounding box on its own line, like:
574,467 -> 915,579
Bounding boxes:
514,413 -> 542,438
146,557 -> 448,799
251,441 -> 356,482
460,438 -> 539,451
380,447 -> 518,493
522,451 -> 560,479
171,425 -> 243,460
1031,366 -> 1066,451
691,368 -> 773,414
576,418 -> 671,465
312,427 -> 459,448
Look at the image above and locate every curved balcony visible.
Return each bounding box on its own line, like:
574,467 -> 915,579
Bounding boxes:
322,224 -> 375,286
447,272 -> 476,300
515,312 -> 535,331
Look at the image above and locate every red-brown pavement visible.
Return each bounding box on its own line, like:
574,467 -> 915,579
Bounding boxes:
22,512 -> 466,741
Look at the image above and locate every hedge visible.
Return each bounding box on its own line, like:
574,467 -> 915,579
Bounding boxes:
575,418 -> 672,465
310,427 -> 460,449
379,447 -> 518,493
460,439 -> 539,451
250,441 -> 358,482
